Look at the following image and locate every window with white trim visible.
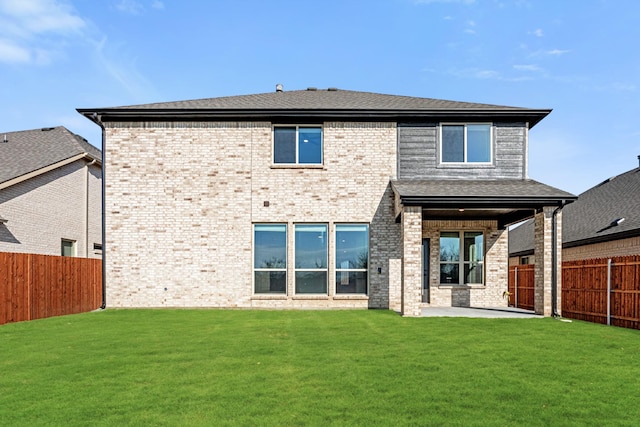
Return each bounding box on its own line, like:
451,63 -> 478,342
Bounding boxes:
295,224 -> 328,294
335,224 -> 369,294
254,224 -> 287,294
273,126 -> 323,165
439,231 -> 484,285
441,124 -> 492,163
61,239 -> 76,257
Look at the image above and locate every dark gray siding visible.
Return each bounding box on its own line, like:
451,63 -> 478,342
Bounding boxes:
397,122 -> 526,179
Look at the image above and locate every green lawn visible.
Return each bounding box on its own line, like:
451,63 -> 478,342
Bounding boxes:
1,310 -> 639,426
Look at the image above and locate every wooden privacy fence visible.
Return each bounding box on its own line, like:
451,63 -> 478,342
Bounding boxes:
563,255 -> 640,329
0,252 -> 102,325
508,255 -> 640,329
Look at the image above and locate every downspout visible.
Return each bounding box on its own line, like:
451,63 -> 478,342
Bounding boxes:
551,200 -> 566,317
93,113 -> 107,310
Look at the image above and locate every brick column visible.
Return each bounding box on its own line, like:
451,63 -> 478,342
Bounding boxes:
534,206 -> 561,316
554,210 -> 563,317
401,206 -> 422,317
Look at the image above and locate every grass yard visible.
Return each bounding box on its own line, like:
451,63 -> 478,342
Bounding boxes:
0,310 -> 639,426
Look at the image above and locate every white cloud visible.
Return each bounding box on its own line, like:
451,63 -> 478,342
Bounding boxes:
115,0 -> 143,15
593,82 -> 637,92
513,64 -> 543,72
414,0 -> 476,4
91,36 -> 161,102
0,0 -> 85,35
529,48 -> 571,58
0,0 -> 85,65
0,38 -> 30,63
529,28 -> 543,37
546,48 -> 570,56
151,0 -> 164,9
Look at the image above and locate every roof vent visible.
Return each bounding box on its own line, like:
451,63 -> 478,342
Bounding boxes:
41,127 -> 55,131
275,83 -> 283,92
307,87 -> 317,91
2,134 -> 6,143
327,87 -> 338,91
613,218 -> 625,226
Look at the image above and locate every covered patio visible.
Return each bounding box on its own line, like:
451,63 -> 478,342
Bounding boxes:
391,179 -> 576,317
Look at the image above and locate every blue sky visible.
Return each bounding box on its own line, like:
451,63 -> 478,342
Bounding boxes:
1,0 -> 638,195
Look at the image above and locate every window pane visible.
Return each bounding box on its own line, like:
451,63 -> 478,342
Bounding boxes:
298,127 -> 322,164
274,127 -> 296,163
335,271 -> 368,294
336,225 -> 368,269
255,271 -> 286,294
295,271 -> 327,294
464,263 -> 483,284
464,232 -> 484,262
254,225 -> 286,268
295,224 -> 327,269
440,264 -> 459,284
467,125 -> 491,162
442,125 -> 464,162
61,240 -> 75,257
439,232 -> 460,262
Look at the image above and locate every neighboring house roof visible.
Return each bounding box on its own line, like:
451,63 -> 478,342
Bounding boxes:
0,126 -> 101,188
392,179 -> 576,227
78,88 -> 551,127
509,164 -> 640,254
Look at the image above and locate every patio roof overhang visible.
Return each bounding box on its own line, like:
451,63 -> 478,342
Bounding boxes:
392,179 -> 577,228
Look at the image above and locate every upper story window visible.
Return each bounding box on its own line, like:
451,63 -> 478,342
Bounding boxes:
441,124 -> 492,164
273,126 -> 323,165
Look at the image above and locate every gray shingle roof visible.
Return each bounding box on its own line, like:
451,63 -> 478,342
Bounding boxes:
509,166 -> 640,253
392,179 -> 575,201
102,89 -> 530,111
78,88 -> 551,127
0,126 -> 101,185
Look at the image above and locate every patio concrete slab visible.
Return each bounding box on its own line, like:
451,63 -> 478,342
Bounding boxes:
421,306 -> 542,318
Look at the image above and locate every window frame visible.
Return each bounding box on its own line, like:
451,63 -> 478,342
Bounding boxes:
253,223 -> 288,295
61,239 -> 76,257
294,223 -> 328,295
438,231 -> 485,285
335,224 -> 369,295
439,123 -> 493,164
272,125 -> 323,165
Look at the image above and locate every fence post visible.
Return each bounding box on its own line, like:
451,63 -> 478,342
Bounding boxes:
514,267 -> 518,308
607,258 -> 612,326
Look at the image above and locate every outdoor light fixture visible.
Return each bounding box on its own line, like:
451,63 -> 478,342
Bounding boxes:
0,217 -> 7,224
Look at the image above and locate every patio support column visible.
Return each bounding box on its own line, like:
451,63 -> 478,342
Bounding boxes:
534,206 -> 561,316
401,206 -> 422,317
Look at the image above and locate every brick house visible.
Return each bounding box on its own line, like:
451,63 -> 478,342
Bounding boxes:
0,126 -> 102,258
78,87 -> 575,316
510,158 -> 640,263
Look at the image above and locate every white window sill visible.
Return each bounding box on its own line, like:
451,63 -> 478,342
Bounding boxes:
252,295 -> 287,300
270,164 -> 325,170
438,284 -> 485,289
333,295 -> 369,300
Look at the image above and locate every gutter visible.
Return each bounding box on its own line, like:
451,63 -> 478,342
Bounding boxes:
77,108 -> 552,128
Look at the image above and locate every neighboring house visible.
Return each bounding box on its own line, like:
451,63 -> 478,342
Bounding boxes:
510,158 -> 640,264
78,87 -> 575,316
0,126 -> 102,258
